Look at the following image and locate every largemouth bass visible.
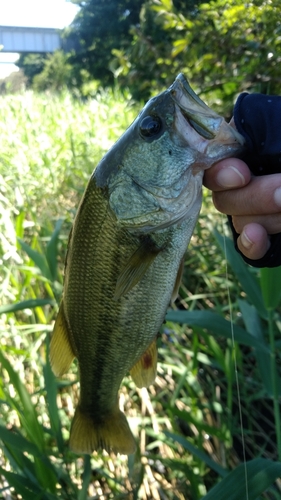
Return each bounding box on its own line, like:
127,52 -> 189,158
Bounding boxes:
50,74 -> 244,455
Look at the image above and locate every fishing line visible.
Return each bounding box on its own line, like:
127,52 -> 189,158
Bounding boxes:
222,219 -> 249,500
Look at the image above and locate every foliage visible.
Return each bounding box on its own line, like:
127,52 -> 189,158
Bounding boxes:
0,70 -> 27,96
65,0 -> 144,88
1,90 -> 281,498
16,0 -> 281,108
32,51 -> 76,92
16,53 -> 47,86
111,0 -> 281,107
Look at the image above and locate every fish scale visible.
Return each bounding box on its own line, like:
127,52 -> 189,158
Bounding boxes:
50,74 -> 244,455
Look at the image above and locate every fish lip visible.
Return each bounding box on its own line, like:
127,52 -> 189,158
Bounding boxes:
170,73 -> 245,146
171,73 -> 213,113
169,73 -> 219,140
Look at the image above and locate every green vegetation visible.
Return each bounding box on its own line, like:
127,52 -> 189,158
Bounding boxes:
1,89 -> 281,498
13,0 -> 281,108
1,0 -> 281,495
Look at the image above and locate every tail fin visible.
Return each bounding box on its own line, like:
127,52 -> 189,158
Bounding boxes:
69,405 -> 136,455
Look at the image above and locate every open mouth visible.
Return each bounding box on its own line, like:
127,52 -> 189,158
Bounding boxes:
170,74 -> 222,140
179,108 -> 216,140
170,74 -> 244,146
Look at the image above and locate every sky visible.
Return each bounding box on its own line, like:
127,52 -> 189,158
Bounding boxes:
0,0 -> 80,78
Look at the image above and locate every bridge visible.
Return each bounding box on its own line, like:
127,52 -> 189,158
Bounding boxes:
0,26 -> 63,53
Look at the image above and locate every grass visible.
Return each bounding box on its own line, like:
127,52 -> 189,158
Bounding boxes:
0,88 -> 281,499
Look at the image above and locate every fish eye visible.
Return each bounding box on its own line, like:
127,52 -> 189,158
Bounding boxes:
139,115 -> 162,138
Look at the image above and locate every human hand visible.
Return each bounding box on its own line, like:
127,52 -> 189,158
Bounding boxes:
204,157 -> 281,260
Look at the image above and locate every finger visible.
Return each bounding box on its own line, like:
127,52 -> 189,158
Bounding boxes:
204,158 -> 251,191
236,223 -> 270,260
232,213 -> 281,235
212,174 -> 281,216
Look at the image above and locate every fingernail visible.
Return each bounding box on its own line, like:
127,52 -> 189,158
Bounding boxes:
217,166 -> 246,188
274,187 -> 281,207
240,230 -> 253,249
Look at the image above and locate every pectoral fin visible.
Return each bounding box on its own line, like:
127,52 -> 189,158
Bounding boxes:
130,338 -> 157,388
171,256 -> 185,303
114,237 -> 162,300
50,302 -> 75,377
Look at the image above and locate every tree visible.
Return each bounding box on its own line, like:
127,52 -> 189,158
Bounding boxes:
16,0 -> 281,110
32,51 -> 75,92
112,0 -> 281,109
66,0 -> 144,87
16,53 -> 47,86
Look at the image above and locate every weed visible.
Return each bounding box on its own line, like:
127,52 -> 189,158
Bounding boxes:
0,89 -> 280,499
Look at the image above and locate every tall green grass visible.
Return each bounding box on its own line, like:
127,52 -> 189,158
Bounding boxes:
0,89 -> 281,499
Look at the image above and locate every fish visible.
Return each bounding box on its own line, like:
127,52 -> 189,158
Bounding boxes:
50,74 -> 244,456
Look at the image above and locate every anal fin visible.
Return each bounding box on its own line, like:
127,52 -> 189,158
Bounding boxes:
50,302 -> 75,377
130,338 -> 158,388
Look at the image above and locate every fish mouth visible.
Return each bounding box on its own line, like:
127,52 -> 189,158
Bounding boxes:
170,73 -> 245,148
